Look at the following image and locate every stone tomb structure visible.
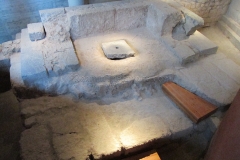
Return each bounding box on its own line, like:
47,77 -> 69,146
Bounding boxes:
0,0 -> 240,159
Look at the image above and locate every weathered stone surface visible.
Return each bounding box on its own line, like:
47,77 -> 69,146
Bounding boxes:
184,31 -> 218,56
0,40 -> 21,72
173,43 -> 198,65
40,8 -> 70,42
27,23 -> 46,41
20,125 -> 55,160
41,40 -> 80,77
102,40 -> 135,59
20,29 -> 48,83
53,134 -> 91,160
120,116 -> 170,150
67,7 -> 115,40
39,8 -> 65,23
147,1 -> 182,36
114,3 -> 148,31
19,91 -> 196,159
21,28 -> 79,85
10,53 -> 25,88
67,1 -> 148,40
164,0 -> 204,36
161,34 -> 208,65
183,12 -> 204,36
1,41 -> 13,57
176,52 -> 240,106
1,40 -> 21,58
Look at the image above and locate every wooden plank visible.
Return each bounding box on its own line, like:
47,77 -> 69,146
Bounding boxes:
162,82 -> 217,123
140,152 -> 161,160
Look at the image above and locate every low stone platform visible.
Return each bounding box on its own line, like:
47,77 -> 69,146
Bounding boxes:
20,89 -> 222,159
0,0 -> 240,159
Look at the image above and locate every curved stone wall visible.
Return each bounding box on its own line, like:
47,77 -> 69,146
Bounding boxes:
175,0 -> 232,26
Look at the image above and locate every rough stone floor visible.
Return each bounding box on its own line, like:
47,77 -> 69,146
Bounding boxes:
0,25 -> 240,160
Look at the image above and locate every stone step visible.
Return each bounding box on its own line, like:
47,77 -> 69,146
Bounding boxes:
162,82 -> 217,123
217,20 -> 240,51
184,31 -> 218,56
161,31 -> 218,65
221,15 -> 240,37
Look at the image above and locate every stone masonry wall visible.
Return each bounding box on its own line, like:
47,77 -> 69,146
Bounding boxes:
175,0 -> 232,26
0,0 -> 68,44
226,0 -> 240,25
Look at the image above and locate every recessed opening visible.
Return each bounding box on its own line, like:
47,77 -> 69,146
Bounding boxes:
0,71 -> 11,93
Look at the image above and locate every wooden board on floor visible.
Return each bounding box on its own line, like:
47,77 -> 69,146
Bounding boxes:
162,82 -> 217,123
140,152 -> 161,160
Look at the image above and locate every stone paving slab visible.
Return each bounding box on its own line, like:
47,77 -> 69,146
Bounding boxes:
161,31 -> 217,65
20,125 -> 55,160
20,28 -> 79,85
176,52 -> 240,106
20,91 -> 194,159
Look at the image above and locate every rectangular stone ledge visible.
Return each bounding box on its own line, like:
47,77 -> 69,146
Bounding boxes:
68,8 -> 115,40
67,1 -> 149,40
39,8 -> 65,23
40,0 -> 183,41
173,43 -> 199,65
185,31 -> 218,56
